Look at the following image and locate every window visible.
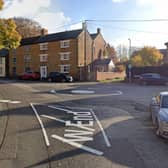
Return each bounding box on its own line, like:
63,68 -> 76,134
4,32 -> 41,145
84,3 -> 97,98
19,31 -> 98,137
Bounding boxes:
0,67 -> 3,75
24,55 -> 31,62
13,57 -> 16,64
39,43 -> 48,50
60,40 -> 70,48
25,67 -> 31,72
60,52 -> 70,60
40,54 -> 48,62
60,64 -> 70,73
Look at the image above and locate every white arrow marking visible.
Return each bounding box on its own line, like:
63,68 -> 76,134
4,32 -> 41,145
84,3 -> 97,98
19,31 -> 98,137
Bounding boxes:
51,134 -> 103,156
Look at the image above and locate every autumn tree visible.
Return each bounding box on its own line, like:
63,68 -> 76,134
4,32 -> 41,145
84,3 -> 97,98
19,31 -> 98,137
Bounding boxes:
13,17 -> 44,38
106,44 -> 118,64
130,46 -> 163,67
0,0 -> 21,49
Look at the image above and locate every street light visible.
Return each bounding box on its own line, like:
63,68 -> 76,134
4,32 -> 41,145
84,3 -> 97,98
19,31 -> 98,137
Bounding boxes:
128,38 -> 131,58
128,38 -> 132,83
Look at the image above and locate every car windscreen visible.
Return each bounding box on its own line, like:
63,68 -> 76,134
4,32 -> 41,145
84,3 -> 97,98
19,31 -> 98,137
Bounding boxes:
161,95 -> 168,108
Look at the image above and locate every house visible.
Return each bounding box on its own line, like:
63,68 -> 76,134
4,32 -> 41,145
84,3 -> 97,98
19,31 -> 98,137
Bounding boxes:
8,25 -> 107,81
0,49 -> 9,77
91,28 -> 106,60
93,58 -> 115,72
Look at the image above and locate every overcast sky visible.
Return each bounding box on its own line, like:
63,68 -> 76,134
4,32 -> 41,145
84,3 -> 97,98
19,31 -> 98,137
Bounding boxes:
1,0 -> 168,49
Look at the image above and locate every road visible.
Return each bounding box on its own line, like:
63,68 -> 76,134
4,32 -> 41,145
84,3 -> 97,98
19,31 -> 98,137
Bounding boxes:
0,80 -> 168,168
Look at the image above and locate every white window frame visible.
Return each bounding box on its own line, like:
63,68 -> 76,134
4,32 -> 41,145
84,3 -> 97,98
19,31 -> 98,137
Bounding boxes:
60,64 -> 70,73
39,43 -> 48,51
60,52 -> 70,60
24,55 -> 31,62
40,54 -> 48,62
60,40 -> 70,48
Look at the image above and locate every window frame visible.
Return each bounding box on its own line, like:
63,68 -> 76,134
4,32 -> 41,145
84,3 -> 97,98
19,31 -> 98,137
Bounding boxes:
60,40 -> 70,48
40,54 -> 48,62
60,64 -> 70,73
60,52 -> 70,60
39,43 -> 48,51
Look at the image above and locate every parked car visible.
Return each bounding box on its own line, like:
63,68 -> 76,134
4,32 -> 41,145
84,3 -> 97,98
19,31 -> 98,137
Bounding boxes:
19,71 -> 40,80
47,72 -> 73,82
138,73 -> 168,85
149,92 -> 168,138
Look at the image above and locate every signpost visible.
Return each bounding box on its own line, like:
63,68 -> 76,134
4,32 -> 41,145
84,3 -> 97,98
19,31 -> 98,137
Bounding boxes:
128,64 -> 132,83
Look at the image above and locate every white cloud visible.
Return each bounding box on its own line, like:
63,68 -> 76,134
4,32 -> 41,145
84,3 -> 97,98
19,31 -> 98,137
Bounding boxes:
34,12 -> 71,33
70,22 -> 82,30
0,0 -> 71,33
0,0 -> 50,18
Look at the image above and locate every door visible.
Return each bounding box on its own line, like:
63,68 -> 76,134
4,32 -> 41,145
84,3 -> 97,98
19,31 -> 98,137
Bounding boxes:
40,66 -> 47,79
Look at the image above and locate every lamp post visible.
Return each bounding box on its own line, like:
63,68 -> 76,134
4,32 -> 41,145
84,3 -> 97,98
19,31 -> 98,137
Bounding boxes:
128,38 -> 132,83
128,38 -> 131,58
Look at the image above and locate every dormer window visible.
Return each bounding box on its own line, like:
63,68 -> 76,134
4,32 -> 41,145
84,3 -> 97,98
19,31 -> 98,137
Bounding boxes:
60,40 -> 70,48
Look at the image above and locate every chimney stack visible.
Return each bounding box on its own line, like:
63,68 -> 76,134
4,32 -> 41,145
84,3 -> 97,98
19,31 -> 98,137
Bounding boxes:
41,28 -> 48,36
97,28 -> 101,34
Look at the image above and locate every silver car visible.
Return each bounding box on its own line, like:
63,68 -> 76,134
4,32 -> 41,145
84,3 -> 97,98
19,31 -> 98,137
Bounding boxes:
150,92 -> 168,138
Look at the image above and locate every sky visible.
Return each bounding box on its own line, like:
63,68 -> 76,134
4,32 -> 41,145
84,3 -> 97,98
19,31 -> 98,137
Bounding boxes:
1,0 -> 168,49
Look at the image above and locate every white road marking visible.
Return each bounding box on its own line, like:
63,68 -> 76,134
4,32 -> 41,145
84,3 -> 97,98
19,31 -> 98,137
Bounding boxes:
90,109 -> 111,147
0,100 -> 21,104
71,90 -> 95,94
41,115 -> 94,132
50,90 -> 56,93
9,101 -> 21,104
30,103 -> 50,147
48,105 -> 73,113
51,134 -> 103,156
0,100 -> 10,103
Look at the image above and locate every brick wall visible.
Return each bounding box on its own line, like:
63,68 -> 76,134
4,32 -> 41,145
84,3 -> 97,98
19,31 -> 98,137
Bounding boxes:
95,71 -> 126,81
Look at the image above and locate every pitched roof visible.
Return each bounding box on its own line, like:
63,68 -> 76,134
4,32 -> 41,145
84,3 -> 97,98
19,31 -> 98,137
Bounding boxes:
90,33 -> 98,40
93,58 -> 112,65
0,49 -> 9,57
21,29 -> 83,46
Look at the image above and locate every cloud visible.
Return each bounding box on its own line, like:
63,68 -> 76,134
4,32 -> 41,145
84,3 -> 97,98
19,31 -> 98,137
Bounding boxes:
0,0 -> 71,33
34,12 -> 71,33
70,22 -> 82,30
0,0 -> 50,18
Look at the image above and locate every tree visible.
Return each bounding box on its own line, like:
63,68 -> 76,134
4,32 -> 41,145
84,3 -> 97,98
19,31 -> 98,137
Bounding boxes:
0,1 -> 21,49
106,44 -> 118,63
0,0 -> 3,10
130,46 -> 163,67
116,44 -> 128,61
13,17 -> 44,38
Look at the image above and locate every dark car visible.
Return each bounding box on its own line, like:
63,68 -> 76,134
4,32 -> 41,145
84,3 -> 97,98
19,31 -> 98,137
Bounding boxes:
47,72 -> 73,82
19,71 -> 40,80
138,73 -> 168,85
